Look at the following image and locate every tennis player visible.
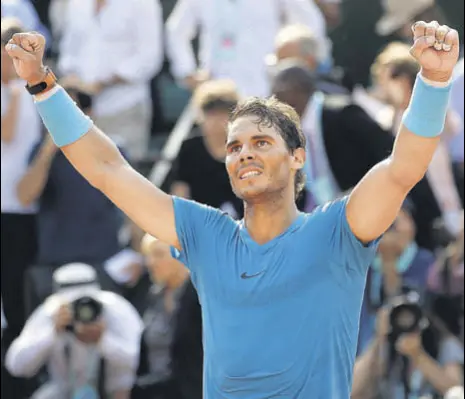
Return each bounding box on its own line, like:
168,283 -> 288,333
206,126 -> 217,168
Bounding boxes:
6,21 -> 460,398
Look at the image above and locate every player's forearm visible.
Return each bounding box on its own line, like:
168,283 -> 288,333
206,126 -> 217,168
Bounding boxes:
388,72 -> 453,189
388,126 -> 440,189
61,126 -> 129,190
34,85 -> 128,190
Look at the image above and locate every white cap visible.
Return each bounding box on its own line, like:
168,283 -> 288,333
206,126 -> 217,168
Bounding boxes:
53,263 -> 100,302
376,0 -> 434,36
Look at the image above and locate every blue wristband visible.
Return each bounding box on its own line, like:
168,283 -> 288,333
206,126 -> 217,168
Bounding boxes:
402,74 -> 452,138
35,87 -> 94,147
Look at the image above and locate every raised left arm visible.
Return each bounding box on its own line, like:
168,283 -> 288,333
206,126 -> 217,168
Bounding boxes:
347,21 -> 461,244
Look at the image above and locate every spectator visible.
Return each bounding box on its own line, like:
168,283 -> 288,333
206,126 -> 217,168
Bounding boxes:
271,62 -> 394,209
171,80 -> 243,218
267,24 -> 348,95
352,295 -> 464,399
1,18 -> 40,345
57,0 -> 163,161
5,263 -> 143,399
382,48 -> 463,237
358,203 -> 436,354
132,234 -> 188,399
166,0 -> 328,97
1,0 -> 51,46
376,0 -> 448,39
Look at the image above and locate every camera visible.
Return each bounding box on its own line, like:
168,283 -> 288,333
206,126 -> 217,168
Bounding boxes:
71,296 -> 103,324
388,290 -> 428,339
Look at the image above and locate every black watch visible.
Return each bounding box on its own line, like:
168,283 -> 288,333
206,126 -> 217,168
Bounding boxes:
26,67 -> 58,95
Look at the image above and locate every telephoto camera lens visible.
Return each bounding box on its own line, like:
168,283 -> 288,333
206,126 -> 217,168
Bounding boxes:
389,291 -> 427,338
72,296 -> 103,324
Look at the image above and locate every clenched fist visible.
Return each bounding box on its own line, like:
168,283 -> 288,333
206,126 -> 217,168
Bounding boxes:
410,21 -> 460,82
5,32 -> 47,86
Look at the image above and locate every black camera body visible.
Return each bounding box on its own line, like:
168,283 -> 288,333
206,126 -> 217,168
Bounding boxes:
388,291 -> 428,341
72,296 -> 103,324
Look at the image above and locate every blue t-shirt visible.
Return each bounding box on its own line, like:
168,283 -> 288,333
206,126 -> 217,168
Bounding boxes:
172,196 -> 379,399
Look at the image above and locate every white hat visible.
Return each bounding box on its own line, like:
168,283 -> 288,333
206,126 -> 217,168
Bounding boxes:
52,263 -> 100,302
376,0 -> 434,36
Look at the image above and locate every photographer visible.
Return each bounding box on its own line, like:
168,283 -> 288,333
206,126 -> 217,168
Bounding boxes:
5,263 -> 143,399
352,293 -> 464,399
358,202 -> 435,354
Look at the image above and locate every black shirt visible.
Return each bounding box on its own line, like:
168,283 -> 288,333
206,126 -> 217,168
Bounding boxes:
173,135 -> 243,218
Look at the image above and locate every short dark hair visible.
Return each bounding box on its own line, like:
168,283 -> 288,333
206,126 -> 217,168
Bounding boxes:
1,18 -> 24,46
389,57 -> 420,89
230,96 -> 307,197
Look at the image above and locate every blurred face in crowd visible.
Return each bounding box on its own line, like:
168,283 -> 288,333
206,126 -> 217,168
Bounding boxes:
273,85 -> 309,119
384,68 -> 411,109
225,116 -> 304,202
1,44 -> 17,83
199,109 -> 230,159
201,109 -> 229,143
142,236 -> 187,288
275,41 -> 317,72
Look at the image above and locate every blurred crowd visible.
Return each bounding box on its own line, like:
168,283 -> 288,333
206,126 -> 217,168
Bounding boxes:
1,0 -> 464,398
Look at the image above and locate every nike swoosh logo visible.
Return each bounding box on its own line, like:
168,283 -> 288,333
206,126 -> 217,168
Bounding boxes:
241,270 -> 266,279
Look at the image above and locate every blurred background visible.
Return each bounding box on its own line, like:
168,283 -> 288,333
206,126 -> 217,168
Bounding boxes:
1,0 -> 464,398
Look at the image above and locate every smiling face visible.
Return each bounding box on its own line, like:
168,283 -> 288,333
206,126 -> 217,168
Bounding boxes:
225,98 -> 306,202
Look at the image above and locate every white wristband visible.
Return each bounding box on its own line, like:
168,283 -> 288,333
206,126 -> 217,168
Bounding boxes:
33,84 -> 62,103
419,74 -> 452,88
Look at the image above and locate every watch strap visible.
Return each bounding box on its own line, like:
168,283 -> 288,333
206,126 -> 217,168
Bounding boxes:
26,67 -> 57,95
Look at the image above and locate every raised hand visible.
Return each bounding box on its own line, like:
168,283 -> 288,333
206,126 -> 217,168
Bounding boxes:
410,21 -> 460,82
5,32 -> 47,86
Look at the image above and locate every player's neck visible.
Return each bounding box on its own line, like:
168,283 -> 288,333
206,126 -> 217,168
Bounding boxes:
243,196 -> 299,245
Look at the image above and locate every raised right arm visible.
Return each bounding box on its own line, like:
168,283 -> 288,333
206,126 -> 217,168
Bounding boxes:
43,94 -> 180,249
5,31 -> 202,250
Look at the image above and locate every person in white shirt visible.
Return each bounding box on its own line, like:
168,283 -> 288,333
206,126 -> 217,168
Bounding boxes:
57,0 -> 163,161
166,0 -> 328,98
6,263 -> 143,399
1,17 -> 40,348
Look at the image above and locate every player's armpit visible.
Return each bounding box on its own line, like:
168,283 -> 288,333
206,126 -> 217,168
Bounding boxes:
346,127 -> 440,244
345,159 -> 408,244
